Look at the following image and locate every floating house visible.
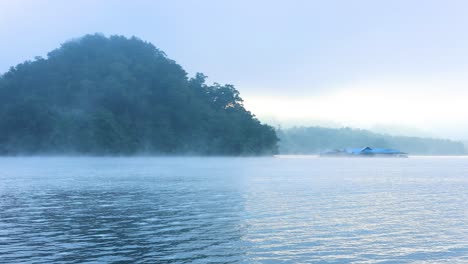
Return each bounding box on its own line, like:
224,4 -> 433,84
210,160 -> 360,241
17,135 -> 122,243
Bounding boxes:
320,147 -> 407,157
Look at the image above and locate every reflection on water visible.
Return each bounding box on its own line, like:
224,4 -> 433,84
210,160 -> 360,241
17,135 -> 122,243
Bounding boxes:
0,157 -> 467,263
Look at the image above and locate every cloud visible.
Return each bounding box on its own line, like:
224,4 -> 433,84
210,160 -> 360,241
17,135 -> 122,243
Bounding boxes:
243,77 -> 468,139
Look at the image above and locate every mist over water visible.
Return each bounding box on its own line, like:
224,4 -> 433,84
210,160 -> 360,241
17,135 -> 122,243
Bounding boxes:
0,157 -> 467,263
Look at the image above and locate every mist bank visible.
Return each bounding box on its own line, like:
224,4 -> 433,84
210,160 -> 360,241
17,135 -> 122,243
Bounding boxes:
278,127 -> 466,155
0,34 -> 278,156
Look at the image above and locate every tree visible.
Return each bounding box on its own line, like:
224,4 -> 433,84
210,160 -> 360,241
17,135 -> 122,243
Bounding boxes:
0,34 -> 278,155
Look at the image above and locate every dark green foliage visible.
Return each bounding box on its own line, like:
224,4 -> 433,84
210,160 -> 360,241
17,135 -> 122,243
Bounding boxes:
278,127 -> 466,155
0,34 -> 278,155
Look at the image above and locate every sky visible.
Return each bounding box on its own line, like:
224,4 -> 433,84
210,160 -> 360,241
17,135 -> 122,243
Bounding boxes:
1,0 -> 468,140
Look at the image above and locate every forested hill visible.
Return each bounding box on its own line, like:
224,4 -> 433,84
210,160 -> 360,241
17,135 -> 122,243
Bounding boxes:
0,34 -> 278,155
278,127 -> 466,155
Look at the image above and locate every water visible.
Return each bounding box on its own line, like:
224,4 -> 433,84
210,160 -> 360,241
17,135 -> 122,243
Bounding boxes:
0,156 -> 467,263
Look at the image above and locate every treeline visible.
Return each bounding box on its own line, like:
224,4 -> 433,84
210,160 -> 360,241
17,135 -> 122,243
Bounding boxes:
278,127 -> 466,155
0,34 -> 278,155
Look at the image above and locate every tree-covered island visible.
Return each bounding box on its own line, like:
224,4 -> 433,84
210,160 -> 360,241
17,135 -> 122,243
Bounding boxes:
0,34 -> 279,155
1,34 -> 465,156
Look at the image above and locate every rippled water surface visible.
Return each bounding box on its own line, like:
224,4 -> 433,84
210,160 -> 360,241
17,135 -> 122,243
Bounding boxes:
0,156 -> 467,263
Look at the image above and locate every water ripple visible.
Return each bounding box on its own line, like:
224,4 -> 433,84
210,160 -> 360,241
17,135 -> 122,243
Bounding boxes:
0,157 -> 467,263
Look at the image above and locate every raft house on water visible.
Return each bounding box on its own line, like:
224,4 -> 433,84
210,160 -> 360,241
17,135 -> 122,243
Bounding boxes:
320,147 -> 408,157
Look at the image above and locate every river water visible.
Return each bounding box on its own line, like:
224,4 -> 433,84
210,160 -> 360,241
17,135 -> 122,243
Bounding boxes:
0,156 -> 467,263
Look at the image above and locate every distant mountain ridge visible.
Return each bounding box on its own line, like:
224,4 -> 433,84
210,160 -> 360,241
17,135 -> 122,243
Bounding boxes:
278,127 -> 466,155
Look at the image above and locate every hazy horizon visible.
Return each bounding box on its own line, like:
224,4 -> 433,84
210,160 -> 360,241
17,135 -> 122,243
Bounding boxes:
2,0 -> 468,140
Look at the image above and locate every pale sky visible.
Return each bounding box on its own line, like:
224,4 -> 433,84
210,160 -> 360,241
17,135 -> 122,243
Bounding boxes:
1,0 -> 468,140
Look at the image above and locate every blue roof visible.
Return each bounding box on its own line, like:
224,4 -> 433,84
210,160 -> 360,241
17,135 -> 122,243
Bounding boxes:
344,147 -> 404,155
344,147 -> 373,154
370,148 -> 402,154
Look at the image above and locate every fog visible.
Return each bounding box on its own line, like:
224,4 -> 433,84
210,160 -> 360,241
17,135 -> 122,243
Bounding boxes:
2,2 -> 468,262
1,0 -> 468,140
244,78 -> 468,140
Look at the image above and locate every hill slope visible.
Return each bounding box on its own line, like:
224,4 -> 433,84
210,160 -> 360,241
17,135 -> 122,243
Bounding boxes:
0,34 -> 278,155
278,127 -> 465,155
